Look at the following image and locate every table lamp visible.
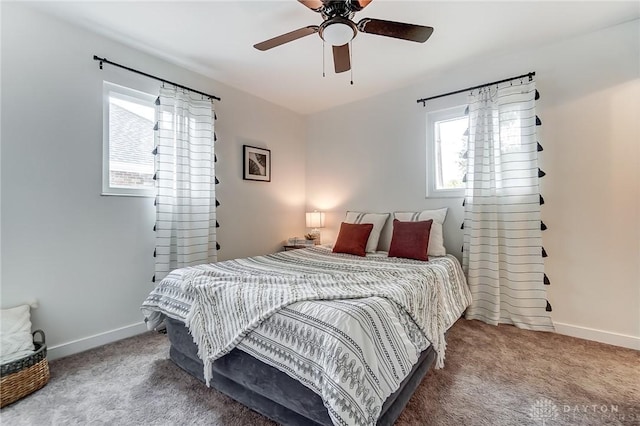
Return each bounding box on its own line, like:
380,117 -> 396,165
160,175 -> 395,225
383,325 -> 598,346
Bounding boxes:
305,211 -> 325,245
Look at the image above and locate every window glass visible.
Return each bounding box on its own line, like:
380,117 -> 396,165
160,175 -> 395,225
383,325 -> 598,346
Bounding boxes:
434,116 -> 467,190
426,106 -> 468,197
103,82 -> 156,197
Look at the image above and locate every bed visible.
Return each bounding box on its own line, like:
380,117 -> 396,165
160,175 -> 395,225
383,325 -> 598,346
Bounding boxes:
142,246 -> 471,426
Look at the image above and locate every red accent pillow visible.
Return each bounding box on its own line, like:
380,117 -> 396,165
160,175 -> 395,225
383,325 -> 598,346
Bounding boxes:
333,222 -> 374,257
388,219 -> 433,261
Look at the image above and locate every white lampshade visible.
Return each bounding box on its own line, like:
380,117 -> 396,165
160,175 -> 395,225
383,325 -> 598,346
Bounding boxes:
322,22 -> 355,46
305,211 -> 325,229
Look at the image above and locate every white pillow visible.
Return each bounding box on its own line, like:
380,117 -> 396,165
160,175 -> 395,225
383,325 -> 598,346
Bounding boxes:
394,208 -> 448,256
344,211 -> 390,253
0,304 -> 35,363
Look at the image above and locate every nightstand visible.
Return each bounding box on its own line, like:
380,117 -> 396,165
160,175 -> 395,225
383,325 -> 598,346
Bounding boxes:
283,245 -> 309,251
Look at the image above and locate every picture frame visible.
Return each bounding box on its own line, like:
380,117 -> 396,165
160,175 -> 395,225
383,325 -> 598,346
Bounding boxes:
243,145 -> 271,182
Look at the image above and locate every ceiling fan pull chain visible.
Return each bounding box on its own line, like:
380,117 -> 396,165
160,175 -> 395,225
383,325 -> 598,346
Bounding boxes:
322,40 -> 326,78
349,41 -> 354,85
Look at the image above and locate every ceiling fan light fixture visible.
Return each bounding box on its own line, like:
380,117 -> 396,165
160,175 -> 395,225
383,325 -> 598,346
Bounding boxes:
255,0 -> 435,77
322,22 -> 356,46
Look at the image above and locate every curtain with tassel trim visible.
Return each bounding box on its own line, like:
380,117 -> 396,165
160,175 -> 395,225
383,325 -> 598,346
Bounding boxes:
462,78 -> 553,331
152,87 -> 217,282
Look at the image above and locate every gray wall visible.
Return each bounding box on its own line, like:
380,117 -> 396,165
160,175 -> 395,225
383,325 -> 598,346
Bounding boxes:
306,20 -> 640,347
1,4 -> 306,358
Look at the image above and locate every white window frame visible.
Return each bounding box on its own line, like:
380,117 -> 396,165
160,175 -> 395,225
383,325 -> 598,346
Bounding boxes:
102,81 -> 156,197
426,105 -> 468,198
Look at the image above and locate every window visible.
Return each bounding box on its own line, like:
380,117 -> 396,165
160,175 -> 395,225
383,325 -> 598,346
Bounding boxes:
426,106 -> 468,197
102,82 -> 156,197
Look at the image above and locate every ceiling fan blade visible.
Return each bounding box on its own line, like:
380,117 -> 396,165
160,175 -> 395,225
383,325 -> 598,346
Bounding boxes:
357,18 -> 434,43
332,44 -> 351,73
298,0 -> 324,12
349,0 -> 373,11
254,26 -> 319,51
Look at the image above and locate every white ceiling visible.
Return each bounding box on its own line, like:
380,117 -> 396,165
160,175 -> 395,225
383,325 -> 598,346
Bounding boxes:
24,1 -> 640,114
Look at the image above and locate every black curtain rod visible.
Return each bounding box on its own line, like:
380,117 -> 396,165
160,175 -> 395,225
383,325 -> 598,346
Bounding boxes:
416,71 -> 535,106
93,55 -> 221,101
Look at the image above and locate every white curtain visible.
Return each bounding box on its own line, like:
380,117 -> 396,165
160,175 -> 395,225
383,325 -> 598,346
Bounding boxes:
462,79 -> 553,331
154,87 -> 217,282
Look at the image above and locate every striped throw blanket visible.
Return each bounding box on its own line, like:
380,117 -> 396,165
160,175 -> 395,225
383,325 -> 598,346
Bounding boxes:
184,270 -> 444,385
142,247 -> 471,426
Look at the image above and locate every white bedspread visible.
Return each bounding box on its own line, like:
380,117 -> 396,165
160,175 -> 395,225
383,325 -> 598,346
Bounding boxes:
142,247 -> 471,426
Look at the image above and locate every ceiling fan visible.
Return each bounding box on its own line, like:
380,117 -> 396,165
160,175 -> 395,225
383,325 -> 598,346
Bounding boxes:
253,0 -> 434,74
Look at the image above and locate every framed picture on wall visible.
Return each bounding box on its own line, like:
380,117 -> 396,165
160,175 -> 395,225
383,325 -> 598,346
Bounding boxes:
243,145 -> 271,182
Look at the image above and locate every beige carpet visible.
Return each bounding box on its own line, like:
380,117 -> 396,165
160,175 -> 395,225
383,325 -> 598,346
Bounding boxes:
1,319 -> 638,425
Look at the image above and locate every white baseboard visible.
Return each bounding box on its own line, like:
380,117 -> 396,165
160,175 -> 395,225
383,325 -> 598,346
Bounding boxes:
553,322 -> 640,351
47,322 -> 149,361
44,321 -> 639,361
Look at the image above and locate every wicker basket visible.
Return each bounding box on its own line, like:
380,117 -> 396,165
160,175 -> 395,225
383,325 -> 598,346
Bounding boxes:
0,330 -> 50,408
